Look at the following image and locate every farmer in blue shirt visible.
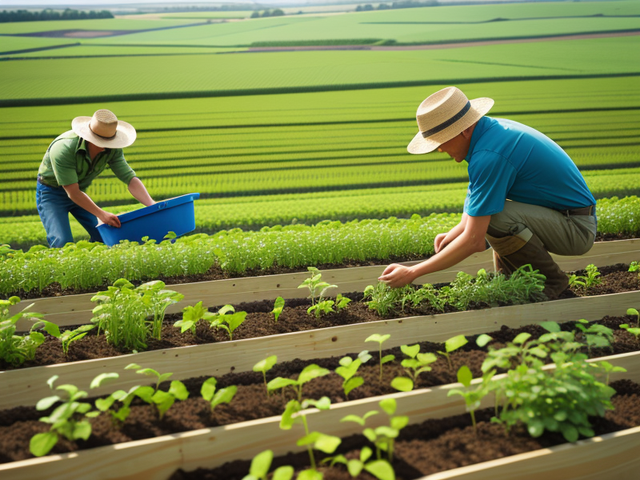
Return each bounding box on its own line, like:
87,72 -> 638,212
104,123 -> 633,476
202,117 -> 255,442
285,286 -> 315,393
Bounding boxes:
37,109 -> 155,248
379,87 -> 596,299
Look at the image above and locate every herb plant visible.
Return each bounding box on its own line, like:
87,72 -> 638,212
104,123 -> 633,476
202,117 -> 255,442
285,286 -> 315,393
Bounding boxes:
298,267 -> 337,305
365,334 -> 395,381
268,363 -> 330,401
574,319 -> 614,355
174,301 -> 216,335
360,398 -> 407,463
206,304 -> 247,341
568,264 -> 602,292
324,446 -> 395,480
335,352 -> 369,399
447,365 -> 489,433
59,324 -> 95,356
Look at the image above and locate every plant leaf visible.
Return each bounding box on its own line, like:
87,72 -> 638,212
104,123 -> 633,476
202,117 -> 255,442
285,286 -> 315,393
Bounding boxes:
29,431 -> 58,457
390,377 -> 413,392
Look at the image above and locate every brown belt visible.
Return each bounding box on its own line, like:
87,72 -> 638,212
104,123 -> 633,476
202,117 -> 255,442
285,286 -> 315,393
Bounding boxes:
559,205 -> 596,216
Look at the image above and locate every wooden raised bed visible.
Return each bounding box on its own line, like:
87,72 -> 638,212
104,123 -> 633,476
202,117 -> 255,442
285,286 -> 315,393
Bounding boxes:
1,350 -> 639,480
3,289 -> 640,410
11,238 -> 640,331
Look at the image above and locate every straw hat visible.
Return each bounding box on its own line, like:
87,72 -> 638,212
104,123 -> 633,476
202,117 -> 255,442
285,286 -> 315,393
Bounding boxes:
71,109 -> 136,149
407,87 -> 494,154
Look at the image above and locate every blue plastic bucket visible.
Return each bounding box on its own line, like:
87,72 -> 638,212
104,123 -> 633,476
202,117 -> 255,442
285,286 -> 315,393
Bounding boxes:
97,193 -> 200,246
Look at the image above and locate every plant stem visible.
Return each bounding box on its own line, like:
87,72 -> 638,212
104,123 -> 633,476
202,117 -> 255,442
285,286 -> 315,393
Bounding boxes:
301,414 -> 316,470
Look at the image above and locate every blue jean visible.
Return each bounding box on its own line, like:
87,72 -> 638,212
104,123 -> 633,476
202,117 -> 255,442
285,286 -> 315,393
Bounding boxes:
36,180 -> 101,248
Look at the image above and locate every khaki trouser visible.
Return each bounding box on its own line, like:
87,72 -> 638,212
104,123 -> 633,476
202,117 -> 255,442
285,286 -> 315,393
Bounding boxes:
487,200 -> 597,256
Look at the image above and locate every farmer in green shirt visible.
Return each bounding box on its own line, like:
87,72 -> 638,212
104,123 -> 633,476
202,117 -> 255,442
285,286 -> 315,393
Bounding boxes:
37,109 -> 155,248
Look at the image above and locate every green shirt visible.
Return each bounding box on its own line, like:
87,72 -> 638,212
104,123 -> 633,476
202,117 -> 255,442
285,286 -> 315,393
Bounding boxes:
38,131 -> 136,190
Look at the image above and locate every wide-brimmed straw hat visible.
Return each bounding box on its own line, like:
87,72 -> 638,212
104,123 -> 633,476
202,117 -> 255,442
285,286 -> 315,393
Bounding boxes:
407,87 -> 494,154
71,109 -> 136,149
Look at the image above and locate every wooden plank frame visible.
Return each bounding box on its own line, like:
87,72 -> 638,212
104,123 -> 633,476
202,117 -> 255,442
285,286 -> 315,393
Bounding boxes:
3,289 -> 640,410
10,239 -> 640,331
2,350 -> 639,480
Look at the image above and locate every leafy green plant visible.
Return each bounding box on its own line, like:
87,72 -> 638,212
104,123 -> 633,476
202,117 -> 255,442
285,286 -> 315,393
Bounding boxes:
324,446 -> 395,480
94,384 -> 141,426
365,333 -> 395,381
391,344 -> 437,392
268,363 -> 330,401
59,324 -> 95,356
568,264 -> 602,292
447,365 -> 490,433
272,296 -> 285,323
298,267 -> 337,305
254,355 -> 278,395
29,373 -> 117,457
125,363 -> 189,419
358,398 -> 407,463
206,304 -> 247,341
574,319 -> 614,355
363,282 -> 411,317
437,334 -> 467,371
619,307 -> 640,344
335,351 -> 370,399
1,296 -> 59,366
136,280 -> 184,339
174,301 -> 217,335
201,377 -> 237,412
242,449 -> 294,480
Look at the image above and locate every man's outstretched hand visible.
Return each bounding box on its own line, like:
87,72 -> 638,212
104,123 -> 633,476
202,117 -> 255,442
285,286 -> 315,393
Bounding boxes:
99,211 -> 121,228
378,264 -> 416,288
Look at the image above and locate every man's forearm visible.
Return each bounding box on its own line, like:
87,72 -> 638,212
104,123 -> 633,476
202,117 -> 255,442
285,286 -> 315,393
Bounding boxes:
412,232 -> 484,280
66,189 -> 104,218
442,214 -> 468,246
128,177 -> 155,206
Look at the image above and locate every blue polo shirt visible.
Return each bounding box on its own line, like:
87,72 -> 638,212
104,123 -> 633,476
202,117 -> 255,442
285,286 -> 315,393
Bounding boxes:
463,116 -> 595,217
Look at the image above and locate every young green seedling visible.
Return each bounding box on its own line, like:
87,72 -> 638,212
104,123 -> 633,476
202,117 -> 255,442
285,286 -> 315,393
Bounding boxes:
267,363 -> 330,401
437,334 -> 468,371
298,266 -> 337,305
95,383 -> 141,426
361,398 -> 408,463
365,333 -> 395,382
242,449 -> 294,480
125,363 -> 189,419
272,296 -> 285,323
174,301 -> 217,335
253,355 -> 278,396
626,307 -> 640,328
324,446 -> 396,480
29,373 -> 117,457
574,319 -> 614,355
595,360 -> 627,386
391,343 -> 437,392
335,352 -> 369,399
208,304 -> 247,341
201,377 -> 237,412
447,365 -> 489,433
59,324 -> 95,356
307,298 -> 335,318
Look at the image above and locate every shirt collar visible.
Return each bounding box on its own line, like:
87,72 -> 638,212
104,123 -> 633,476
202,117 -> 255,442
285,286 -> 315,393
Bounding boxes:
467,116 -> 491,163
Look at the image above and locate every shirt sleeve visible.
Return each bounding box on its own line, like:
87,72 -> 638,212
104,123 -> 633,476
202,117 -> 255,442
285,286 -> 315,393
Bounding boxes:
465,151 -> 517,217
108,150 -> 137,185
49,139 -> 79,186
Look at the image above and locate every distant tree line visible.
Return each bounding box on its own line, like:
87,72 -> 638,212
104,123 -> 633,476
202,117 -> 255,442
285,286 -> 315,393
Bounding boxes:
161,5 -> 255,12
250,9 -> 285,18
356,0 -> 438,11
0,9 -> 114,23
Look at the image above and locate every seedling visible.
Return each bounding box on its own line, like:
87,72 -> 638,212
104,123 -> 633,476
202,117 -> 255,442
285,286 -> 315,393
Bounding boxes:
568,264 -> 601,292
267,363 -> 330,401
174,301 -> 217,335
365,333 -> 395,381
363,282 -> 409,317
137,280 -> 184,340
447,365 -> 488,433
335,352 -> 369,399
242,449 -> 294,480
95,384 -> 141,426
626,307 -> 639,328
361,398 -> 407,463
125,363 -> 189,419
1,296 -> 59,366
391,344 -> 437,392
253,355 -> 278,395
59,324 -> 95,356
272,296 -> 285,323
437,334 -> 467,371
308,293 -> 352,319
596,360 -> 627,386
29,373 -> 116,457
574,319 -> 613,355
324,446 -> 395,480
619,323 -> 640,344
207,304 -> 247,341
298,267 -> 336,305
201,377 -> 237,412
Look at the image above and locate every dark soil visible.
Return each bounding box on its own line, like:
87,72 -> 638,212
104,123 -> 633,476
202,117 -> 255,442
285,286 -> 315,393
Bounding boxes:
3,264 -> 638,372
1,304 -> 640,465
169,380 -> 640,480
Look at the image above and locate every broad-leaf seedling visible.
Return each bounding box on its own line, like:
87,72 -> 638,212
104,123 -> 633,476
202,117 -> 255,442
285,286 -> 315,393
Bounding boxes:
391,343 -> 437,392
174,301 -> 217,335
365,333 -> 395,382
335,352 -> 369,399
201,377 -> 237,412
242,449 -> 294,480
272,296 -> 285,323
253,355 -> 278,396
437,334 -> 467,371
125,363 -> 189,419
